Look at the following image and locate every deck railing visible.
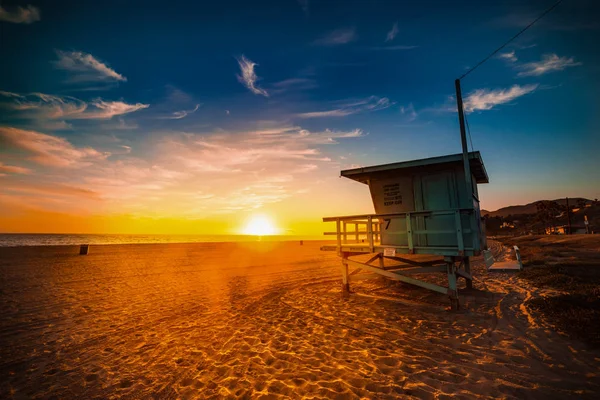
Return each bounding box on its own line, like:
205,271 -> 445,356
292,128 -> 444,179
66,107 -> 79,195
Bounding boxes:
323,208 -> 476,254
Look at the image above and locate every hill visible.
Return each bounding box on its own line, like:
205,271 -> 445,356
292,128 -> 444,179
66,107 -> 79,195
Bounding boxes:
482,198 -> 591,218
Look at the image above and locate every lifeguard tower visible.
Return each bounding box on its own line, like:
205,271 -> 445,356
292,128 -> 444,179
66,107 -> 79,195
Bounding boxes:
321,152 -> 488,309
322,80 -> 489,310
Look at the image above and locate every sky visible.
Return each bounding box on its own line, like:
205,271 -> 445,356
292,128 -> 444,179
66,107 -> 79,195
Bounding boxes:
0,0 -> 599,235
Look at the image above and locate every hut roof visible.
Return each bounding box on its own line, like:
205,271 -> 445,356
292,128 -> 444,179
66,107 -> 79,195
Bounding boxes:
341,151 -> 489,184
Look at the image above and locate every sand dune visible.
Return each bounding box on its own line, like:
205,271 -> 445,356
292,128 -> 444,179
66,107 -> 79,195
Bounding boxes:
0,241 -> 599,399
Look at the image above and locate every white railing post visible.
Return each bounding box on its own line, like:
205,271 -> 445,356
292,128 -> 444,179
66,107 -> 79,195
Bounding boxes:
336,218 -> 342,255
368,216 -> 374,252
514,245 -> 523,270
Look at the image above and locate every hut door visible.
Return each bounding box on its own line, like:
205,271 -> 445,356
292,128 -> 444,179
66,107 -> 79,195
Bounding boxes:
420,172 -> 457,247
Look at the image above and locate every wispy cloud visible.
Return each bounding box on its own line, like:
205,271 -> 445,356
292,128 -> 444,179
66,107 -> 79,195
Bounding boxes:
54,50 -> 127,83
0,91 -> 87,118
102,118 -> 138,130
399,103 -> 417,121
271,78 -> 317,93
0,162 -> 32,176
297,0 -> 309,16
370,45 -> 417,51
0,91 -> 149,119
314,28 -> 357,46
493,12 -> 599,31
0,127 -> 109,167
42,121 -> 74,131
386,22 -> 399,42
498,50 -> 517,63
296,96 -> 393,118
251,127 -> 365,145
0,5 -> 40,24
164,104 -> 201,120
135,126 -> 364,211
0,122 -> 365,217
236,55 -> 269,97
464,84 -> 538,112
4,183 -> 101,199
73,100 -> 149,119
517,54 -> 582,77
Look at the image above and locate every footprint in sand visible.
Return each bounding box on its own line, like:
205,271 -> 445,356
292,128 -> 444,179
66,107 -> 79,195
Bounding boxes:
179,377 -> 194,387
44,368 -> 59,376
119,379 -> 133,388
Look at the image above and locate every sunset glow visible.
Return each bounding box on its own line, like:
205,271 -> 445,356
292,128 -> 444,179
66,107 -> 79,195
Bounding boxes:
2,2 -> 600,400
0,1 -> 598,236
241,215 -> 279,236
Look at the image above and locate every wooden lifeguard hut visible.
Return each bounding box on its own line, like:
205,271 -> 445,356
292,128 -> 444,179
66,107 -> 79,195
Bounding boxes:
322,80 -> 489,310
321,152 -> 488,309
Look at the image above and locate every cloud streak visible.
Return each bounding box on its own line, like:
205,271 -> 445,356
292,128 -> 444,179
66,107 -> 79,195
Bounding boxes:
297,0 -> 309,16
399,103 -> 417,121
0,127 -> 109,167
517,54 -> 582,77
314,28 -> 357,46
0,162 -> 33,176
4,183 -> 101,199
386,22 -> 399,42
370,45 -> 417,51
272,78 -> 317,93
296,96 -> 393,118
0,5 -> 40,24
0,123 -> 365,217
464,84 -> 538,113
165,104 -> 201,120
73,100 -> 149,119
236,55 -> 269,97
0,91 -> 149,119
498,50 -> 517,63
54,50 -> 127,83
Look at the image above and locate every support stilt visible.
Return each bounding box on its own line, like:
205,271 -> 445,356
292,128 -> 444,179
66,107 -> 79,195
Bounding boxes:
464,257 -> 473,289
341,252 -> 350,292
446,258 -> 459,311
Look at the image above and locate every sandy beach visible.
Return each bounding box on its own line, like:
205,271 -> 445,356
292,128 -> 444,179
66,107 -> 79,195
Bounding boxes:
1,240 -> 599,399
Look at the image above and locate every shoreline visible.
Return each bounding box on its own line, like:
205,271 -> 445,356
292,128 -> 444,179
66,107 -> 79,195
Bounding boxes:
0,235 -> 334,248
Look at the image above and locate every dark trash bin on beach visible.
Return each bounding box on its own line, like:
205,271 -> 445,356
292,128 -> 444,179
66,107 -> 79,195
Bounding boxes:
80,244 -> 90,255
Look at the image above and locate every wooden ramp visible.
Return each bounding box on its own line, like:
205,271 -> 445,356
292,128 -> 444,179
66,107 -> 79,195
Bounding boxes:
484,245 -> 523,272
488,260 -> 522,272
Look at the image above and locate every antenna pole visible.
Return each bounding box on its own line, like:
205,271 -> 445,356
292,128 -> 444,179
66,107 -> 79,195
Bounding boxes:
455,79 -> 474,206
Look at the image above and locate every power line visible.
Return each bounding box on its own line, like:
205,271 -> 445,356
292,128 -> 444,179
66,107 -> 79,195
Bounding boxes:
458,0 -> 564,81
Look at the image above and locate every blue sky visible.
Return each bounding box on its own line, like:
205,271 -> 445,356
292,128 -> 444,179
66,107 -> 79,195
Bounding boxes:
0,0 -> 599,233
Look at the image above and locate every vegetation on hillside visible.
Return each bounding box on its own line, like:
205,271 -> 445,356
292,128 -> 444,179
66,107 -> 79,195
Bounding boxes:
485,198 -> 599,236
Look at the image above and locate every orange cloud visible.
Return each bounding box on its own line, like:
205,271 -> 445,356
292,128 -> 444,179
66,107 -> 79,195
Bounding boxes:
0,162 -> 32,175
0,126 -> 109,167
4,183 -> 101,199
0,91 -> 148,119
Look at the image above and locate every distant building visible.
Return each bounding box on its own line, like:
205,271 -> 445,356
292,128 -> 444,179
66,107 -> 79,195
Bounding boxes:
545,225 -> 588,235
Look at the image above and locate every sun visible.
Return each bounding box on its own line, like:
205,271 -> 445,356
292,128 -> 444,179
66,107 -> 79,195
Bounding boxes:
241,215 -> 279,236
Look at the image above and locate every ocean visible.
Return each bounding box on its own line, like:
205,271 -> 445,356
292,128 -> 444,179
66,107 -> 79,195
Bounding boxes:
0,233 -> 325,247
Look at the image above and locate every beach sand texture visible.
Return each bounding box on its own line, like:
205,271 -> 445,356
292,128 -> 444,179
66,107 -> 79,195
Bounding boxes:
1,241 -> 599,399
